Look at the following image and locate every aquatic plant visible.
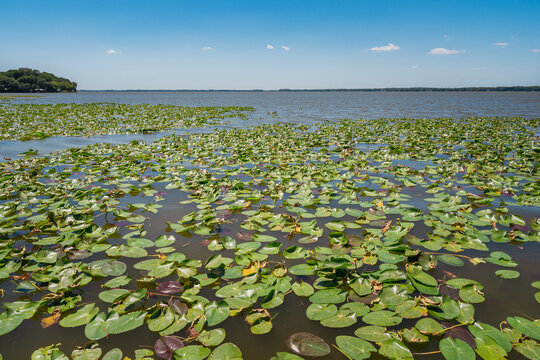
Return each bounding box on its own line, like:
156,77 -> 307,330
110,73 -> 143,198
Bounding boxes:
0,116 -> 538,359
0,103 -> 253,141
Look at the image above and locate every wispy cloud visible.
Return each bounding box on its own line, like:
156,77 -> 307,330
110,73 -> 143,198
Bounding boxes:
281,45 -> 290,51
492,42 -> 509,48
531,49 -> 540,53
202,46 -> 213,51
411,65 -> 419,69
473,67 -> 488,71
266,44 -> 274,50
428,48 -> 464,55
370,43 -> 400,52
106,49 -> 117,54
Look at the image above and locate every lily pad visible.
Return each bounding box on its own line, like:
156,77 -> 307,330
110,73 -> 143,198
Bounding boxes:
286,332 -> 331,357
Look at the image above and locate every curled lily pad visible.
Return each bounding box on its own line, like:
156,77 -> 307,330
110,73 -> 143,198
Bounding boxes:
443,326 -> 476,348
155,336 -> 184,360
286,332 -> 331,357
156,281 -> 184,294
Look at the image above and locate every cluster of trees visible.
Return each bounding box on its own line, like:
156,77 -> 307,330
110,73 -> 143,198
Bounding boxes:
0,68 -> 77,92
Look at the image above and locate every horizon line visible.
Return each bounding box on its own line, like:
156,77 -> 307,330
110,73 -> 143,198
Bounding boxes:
77,86 -> 540,92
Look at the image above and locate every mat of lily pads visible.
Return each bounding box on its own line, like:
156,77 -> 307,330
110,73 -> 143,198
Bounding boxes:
0,104 -> 253,141
0,116 -> 539,360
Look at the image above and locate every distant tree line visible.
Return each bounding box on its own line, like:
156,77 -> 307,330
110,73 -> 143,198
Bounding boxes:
278,86 -> 540,92
0,68 -> 77,92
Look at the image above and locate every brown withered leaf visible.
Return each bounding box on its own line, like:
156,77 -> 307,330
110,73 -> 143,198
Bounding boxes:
41,309 -> 61,328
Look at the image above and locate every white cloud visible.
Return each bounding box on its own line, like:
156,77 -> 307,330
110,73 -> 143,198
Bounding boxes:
370,43 -> 400,52
106,49 -> 117,54
473,67 -> 488,71
531,49 -> 540,53
202,46 -> 213,51
492,42 -> 509,48
411,65 -> 419,69
428,48 -> 464,55
281,45 -> 290,51
266,44 -> 274,50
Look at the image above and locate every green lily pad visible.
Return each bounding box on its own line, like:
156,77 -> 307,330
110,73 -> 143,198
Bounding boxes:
286,332 -> 331,357
439,337 -> 476,360
354,325 -> 393,342
173,345 -> 211,360
506,316 -> 540,340
59,304 -> 99,328
309,289 -> 347,304
378,339 -> 413,360
494,269 -> 520,279
362,310 -> 402,327
335,335 -> 376,360
306,304 -> 338,321
0,312 -> 24,336
208,343 -> 242,360
198,329 -> 226,347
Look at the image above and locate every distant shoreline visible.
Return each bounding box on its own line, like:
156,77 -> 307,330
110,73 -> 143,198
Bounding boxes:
78,86 -> 540,92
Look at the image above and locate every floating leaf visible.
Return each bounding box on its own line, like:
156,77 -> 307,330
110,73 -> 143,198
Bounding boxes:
362,310 -> 402,327
0,312 -> 24,336
286,332 -> 331,357
156,281 -> 184,295
155,336 -> 184,360
173,345 -> 211,360
101,260 -> 127,276
335,335 -> 376,360
102,348 -> 123,360
59,304 -> 99,328
415,317 -> 443,334
354,326 -> 393,342
506,316 -> 540,340
205,301 -> 230,326
208,343 -> 243,360
378,339 -> 413,360
439,337 -> 475,360
198,329 -> 226,347
494,269 -> 520,279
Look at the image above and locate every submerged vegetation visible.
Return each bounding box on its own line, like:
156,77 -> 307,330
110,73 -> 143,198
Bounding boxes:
0,104 -> 254,140
0,110 -> 539,359
0,68 -> 77,93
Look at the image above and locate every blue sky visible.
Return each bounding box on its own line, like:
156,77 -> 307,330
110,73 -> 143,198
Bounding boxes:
1,0 -> 539,89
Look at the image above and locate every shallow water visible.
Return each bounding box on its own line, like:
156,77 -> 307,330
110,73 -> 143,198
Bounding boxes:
0,93 -> 538,359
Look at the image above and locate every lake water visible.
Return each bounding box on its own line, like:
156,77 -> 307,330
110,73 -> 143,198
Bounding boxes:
0,91 -> 539,359
2,91 -> 539,159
